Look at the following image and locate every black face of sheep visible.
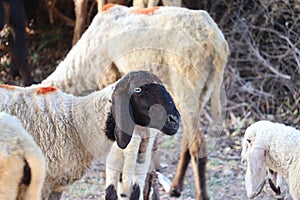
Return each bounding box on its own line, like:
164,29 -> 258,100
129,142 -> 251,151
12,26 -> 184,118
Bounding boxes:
112,71 -> 180,149
130,83 -> 180,134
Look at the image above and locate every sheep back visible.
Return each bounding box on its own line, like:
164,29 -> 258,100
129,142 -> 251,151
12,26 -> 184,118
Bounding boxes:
42,5 -> 229,98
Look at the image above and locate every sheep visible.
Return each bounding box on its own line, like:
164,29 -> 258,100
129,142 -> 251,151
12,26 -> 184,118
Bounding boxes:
0,112 -> 46,200
0,70 -> 180,199
0,0 -> 34,86
41,5 -> 229,199
241,120 -> 300,200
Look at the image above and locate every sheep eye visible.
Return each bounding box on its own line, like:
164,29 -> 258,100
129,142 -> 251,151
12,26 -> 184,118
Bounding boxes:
134,87 -> 142,93
247,139 -> 251,143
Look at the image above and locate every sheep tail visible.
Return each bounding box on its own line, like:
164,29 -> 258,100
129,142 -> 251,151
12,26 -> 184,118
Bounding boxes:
209,69 -> 226,137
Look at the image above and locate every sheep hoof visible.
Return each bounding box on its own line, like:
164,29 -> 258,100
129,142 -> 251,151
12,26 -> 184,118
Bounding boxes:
170,187 -> 181,197
129,183 -> 140,200
120,193 -> 127,197
105,184 -> 117,200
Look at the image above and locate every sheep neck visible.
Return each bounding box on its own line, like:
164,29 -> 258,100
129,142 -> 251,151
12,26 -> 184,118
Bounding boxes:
262,125 -> 300,182
71,84 -> 116,162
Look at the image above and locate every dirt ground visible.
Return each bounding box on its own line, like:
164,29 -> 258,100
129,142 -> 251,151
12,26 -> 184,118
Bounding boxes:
60,119 -> 290,200
0,3 -> 295,199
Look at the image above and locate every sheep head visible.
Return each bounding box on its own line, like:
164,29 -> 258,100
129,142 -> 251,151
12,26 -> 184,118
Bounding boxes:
112,71 -> 180,149
241,122 -> 267,199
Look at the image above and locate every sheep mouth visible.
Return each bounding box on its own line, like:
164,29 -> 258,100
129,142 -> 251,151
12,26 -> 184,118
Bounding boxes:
248,181 -> 265,199
161,123 -> 180,135
160,114 -> 180,135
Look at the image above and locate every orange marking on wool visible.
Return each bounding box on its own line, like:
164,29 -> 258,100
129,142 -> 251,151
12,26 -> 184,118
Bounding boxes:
35,86 -> 57,95
131,7 -> 159,15
0,84 -> 15,90
102,3 -> 116,12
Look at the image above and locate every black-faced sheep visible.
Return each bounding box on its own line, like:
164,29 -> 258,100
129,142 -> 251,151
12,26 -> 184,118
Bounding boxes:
41,5 -> 229,200
0,71 -> 180,200
0,112 -> 46,200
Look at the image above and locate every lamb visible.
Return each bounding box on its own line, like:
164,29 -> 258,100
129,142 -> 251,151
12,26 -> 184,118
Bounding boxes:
0,112 -> 46,200
41,5 -> 229,199
241,120 -> 300,199
0,70 -> 180,200
0,0 -> 34,85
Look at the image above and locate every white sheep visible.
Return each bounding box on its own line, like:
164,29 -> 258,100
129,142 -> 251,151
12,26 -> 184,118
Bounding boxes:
0,112 -> 46,200
0,71 -> 180,200
41,5 -> 229,199
241,120 -> 300,199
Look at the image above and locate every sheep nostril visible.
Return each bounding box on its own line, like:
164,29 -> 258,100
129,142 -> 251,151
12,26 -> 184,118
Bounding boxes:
167,114 -> 178,124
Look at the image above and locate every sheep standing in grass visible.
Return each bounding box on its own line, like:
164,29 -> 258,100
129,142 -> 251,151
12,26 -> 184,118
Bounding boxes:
42,5 -> 229,199
0,71 -> 180,200
241,120 -> 300,199
0,112 -> 46,200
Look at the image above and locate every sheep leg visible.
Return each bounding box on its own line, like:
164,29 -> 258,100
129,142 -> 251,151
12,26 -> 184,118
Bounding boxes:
129,183 -> 141,200
144,171 -> 160,200
96,0 -> 105,12
189,131 -> 209,200
133,0 -> 146,8
133,156 -> 152,200
147,0 -> 159,7
143,172 -> 151,200
105,167 -> 121,198
105,185 -> 118,200
170,135 -> 191,197
122,143 -> 140,197
72,0 -> 88,45
105,143 -> 124,198
170,129 -> 208,200
161,0 -> 181,6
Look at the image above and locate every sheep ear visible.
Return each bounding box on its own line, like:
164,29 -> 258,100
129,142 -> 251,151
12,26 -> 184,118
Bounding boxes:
112,81 -> 135,149
245,147 -> 266,198
114,105 -> 134,149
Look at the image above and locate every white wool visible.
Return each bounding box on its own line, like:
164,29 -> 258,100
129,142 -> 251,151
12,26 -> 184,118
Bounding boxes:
0,112 -> 46,200
242,121 -> 300,199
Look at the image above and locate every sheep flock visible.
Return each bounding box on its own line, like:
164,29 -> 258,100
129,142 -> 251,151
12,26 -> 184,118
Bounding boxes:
1,1 -> 299,200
